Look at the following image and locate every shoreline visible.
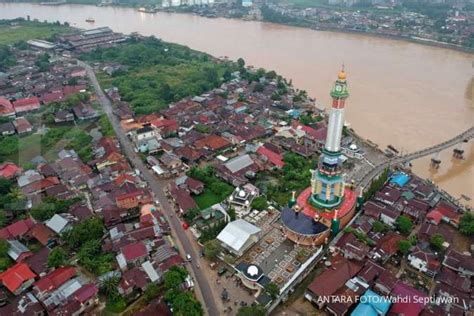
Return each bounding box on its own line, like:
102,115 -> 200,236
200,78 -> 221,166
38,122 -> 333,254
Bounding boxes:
2,1 -> 474,54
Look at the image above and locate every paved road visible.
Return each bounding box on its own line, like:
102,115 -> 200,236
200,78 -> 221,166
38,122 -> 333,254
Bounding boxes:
358,126 -> 474,188
80,61 -> 220,316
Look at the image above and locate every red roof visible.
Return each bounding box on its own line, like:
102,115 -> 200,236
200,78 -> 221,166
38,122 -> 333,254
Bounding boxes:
151,118 -> 178,134
0,218 -> 35,239
33,266 -> 76,293
300,125 -> 327,141
41,91 -> 64,104
426,210 -> 443,225
0,262 -> 36,293
390,282 -> 427,316
256,146 -> 285,168
0,162 -> 22,179
30,223 -> 55,246
0,97 -> 14,116
431,201 -> 460,222
122,242 -> 148,261
73,283 -> 98,303
63,85 -> 86,96
13,97 -> 41,113
379,233 -> 403,255
194,134 -> 230,151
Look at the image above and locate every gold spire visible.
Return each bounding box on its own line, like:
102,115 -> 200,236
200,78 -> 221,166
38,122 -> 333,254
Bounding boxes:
338,64 -> 346,80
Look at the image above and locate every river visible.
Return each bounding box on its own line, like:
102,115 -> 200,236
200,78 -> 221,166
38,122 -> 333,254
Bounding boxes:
1,2 -> 473,206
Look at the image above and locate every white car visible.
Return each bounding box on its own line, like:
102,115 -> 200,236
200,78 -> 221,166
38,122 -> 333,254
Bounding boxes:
186,254 -> 192,262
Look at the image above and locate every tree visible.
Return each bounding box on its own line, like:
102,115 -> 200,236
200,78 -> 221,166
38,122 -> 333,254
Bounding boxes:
372,220 -> 386,233
397,240 -> 411,255
99,274 -> 120,299
164,266 -> 188,290
172,292 -> 203,316
429,233 -> 445,251
237,58 -> 245,69
48,247 -> 67,268
143,283 -> 160,303
459,212 -> 474,236
0,239 -> 9,258
228,207 -> 236,221
237,304 -> 267,316
253,82 -> 265,93
251,196 -> 268,211
203,239 -> 222,260
265,282 -> 279,299
395,215 -> 413,235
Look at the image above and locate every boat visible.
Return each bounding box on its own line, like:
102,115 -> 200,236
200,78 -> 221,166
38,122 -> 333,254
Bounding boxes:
85,17 -> 95,23
138,7 -> 157,13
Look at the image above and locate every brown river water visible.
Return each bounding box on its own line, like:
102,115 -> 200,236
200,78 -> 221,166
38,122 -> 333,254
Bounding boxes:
0,3 -> 473,206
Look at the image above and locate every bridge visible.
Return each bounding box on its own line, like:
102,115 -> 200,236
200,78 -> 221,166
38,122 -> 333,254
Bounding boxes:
358,126 -> 474,189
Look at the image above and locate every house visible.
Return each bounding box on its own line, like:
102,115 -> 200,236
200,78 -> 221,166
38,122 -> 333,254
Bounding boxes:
159,152 -> 182,171
370,232 -> 402,263
0,97 -> 15,117
175,176 -> 204,195
116,242 -> 149,271
72,103 -> 98,120
442,249 -> 474,277
426,201 -> 461,227
151,118 -> 178,135
216,219 -> 261,256
407,246 -> 440,276
133,125 -> 160,143
0,122 -> 16,136
13,97 -> 41,114
374,186 -> 402,206
7,240 -> 32,262
351,289 -> 391,316
53,283 -> 99,315
169,184 -> 198,215
54,110 -> 74,123
0,162 -> 22,179
305,257 -> 363,308
25,247 -> 51,276
32,266 -> 77,300
215,154 -> 260,186
29,223 -> 56,246
379,206 -> 400,227
0,218 -> 35,240
115,190 -> 152,209
0,262 -> 36,295
389,282 -> 427,316
46,214 -> 75,235
0,292 -> 45,315
373,270 -> 397,295
41,91 -> 64,104
12,117 -> 33,134
228,185 -> 258,214
194,134 -> 231,151
256,145 -> 284,169
118,266 -> 149,296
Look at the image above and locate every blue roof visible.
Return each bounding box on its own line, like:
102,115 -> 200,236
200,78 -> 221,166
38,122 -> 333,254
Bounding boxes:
390,173 -> 410,187
351,289 -> 391,316
281,207 -> 328,235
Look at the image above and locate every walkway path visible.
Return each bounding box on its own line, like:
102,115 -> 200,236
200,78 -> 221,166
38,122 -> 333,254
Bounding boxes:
79,61 -> 221,316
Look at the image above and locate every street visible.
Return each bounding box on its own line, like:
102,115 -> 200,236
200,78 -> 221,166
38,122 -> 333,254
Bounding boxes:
79,61 -> 221,316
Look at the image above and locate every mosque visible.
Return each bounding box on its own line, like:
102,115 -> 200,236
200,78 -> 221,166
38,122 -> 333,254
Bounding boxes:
281,69 -> 361,246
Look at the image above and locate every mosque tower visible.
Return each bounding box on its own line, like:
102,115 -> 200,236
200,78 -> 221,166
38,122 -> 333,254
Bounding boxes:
309,68 -> 349,210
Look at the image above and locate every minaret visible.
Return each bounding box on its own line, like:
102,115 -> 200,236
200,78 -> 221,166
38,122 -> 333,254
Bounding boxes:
310,68 -> 349,210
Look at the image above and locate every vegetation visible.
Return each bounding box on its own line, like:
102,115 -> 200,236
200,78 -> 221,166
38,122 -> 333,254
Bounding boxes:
251,196 -> 268,211
63,217 -> 112,275
199,220 -> 227,243
0,19 -> 71,46
81,37 -> 237,114
397,239 -> 411,255
395,215 -> 413,235
31,196 -> 79,221
0,45 -> 14,72
0,179 -> 26,227
262,152 -> 316,206
163,266 -> 203,316
0,238 -> 12,272
429,233 -> 445,251
363,168 -> 389,201
99,114 -> 115,137
143,283 -> 160,304
459,212 -> 474,236
237,304 -> 267,316
203,239 -> 222,260
47,247 -> 67,268
372,220 -> 386,233
188,166 -> 233,210
265,282 -> 280,299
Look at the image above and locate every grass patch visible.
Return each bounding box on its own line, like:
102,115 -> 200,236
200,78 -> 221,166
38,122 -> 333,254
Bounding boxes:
106,296 -> 127,313
194,189 -> 224,210
0,20 -> 71,45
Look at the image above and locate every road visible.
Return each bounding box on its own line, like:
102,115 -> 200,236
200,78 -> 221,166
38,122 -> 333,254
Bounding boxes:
358,126 -> 474,188
79,61 -> 220,316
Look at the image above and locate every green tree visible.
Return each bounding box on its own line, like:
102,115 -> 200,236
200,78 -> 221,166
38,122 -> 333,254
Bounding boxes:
47,247 -> 67,268
99,274 -> 120,300
429,233 -> 445,251
372,220 -> 386,233
397,239 -> 411,255
265,282 -> 279,299
395,215 -> 413,235
459,212 -> 474,236
253,82 -> 265,93
0,239 -> 9,257
237,57 -> 245,69
30,196 -> 74,221
251,196 -> 268,211
237,304 -> 267,316
163,266 -> 188,290
143,283 -> 160,303
203,239 -> 222,260
172,292 -> 203,316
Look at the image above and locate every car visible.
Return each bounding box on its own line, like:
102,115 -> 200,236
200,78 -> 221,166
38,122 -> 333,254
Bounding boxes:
217,266 -> 227,276
186,254 -> 192,262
